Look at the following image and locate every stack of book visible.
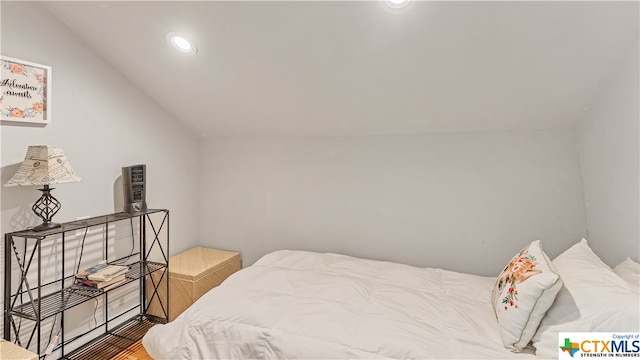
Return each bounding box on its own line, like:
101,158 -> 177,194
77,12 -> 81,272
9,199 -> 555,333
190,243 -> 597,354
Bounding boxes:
75,263 -> 129,291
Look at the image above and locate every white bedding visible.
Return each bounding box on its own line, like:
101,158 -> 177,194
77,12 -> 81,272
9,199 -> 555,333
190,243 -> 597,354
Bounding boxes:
143,250 -> 539,359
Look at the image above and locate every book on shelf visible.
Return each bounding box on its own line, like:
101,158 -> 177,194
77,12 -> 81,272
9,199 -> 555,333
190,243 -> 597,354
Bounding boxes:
76,263 -> 129,282
69,283 -> 101,292
75,262 -> 108,279
71,280 -> 126,292
98,279 -> 128,292
87,264 -> 129,281
76,273 -> 127,289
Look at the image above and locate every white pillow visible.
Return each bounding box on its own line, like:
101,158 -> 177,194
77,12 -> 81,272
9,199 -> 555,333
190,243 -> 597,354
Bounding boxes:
613,257 -> 640,288
491,240 -> 562,352
532,239 -> 640,359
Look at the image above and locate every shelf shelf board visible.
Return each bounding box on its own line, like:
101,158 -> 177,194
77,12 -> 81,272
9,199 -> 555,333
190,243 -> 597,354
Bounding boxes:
10,261 -> 166,321
64,315 -> 165,360
6,209 -> 168,238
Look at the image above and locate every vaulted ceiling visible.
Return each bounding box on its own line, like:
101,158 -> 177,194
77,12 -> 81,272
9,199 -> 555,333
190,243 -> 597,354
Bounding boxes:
41,1 -> 638,137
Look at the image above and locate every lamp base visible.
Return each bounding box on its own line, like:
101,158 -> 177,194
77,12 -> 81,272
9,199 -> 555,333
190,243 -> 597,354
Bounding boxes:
31,185 -> 62,232
33,221 -> 61,232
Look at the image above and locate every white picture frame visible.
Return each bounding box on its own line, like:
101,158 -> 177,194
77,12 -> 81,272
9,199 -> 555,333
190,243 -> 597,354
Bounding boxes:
1,56 -> 52,126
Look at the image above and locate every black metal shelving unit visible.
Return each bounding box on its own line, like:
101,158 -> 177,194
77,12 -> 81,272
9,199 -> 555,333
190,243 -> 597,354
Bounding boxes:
3,209 -> 169,359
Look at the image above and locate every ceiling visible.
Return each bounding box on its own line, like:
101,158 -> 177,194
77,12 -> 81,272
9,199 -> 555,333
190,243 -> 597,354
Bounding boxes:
41,1 -> 638,138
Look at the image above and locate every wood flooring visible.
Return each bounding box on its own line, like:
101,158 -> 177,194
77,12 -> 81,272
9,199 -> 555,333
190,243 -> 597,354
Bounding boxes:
111,340 -> 153,360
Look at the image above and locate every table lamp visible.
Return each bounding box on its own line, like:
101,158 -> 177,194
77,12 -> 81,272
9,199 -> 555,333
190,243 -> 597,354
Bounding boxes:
5,145 -> 81,231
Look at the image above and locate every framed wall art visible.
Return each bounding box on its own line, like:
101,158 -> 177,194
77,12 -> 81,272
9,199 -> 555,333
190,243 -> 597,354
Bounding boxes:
1,56 -> 51,126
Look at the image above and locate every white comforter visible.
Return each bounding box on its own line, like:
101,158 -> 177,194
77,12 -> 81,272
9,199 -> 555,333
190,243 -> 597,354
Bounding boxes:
143,250 -> 537,359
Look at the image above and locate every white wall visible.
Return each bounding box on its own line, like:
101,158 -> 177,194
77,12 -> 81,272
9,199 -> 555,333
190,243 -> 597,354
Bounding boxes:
576,46 -> 640,265
200,130 -> 588,276
1,1 -> 200,340
1,1 -> 200,251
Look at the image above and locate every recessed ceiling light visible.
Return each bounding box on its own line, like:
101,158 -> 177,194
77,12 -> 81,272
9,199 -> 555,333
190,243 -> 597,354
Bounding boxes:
380,0 -> 415,13
167,32 -> 197,56
384,0 -> 412,9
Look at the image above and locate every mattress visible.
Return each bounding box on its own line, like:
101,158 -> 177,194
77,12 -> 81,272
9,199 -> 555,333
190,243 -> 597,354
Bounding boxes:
143,250 -> 538,359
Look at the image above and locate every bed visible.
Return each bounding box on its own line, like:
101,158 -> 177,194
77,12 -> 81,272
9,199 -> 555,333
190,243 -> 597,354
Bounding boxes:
143,239 -> 639,359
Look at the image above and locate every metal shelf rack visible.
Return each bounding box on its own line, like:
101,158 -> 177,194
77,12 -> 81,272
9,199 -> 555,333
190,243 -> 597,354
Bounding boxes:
3,209 -> 169,359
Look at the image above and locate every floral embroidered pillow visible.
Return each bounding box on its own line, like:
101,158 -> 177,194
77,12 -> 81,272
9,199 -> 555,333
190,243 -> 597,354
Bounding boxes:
491,240 -> 562,352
